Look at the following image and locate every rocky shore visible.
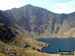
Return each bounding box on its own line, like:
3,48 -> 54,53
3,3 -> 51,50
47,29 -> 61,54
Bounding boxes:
32,42 -> 49,52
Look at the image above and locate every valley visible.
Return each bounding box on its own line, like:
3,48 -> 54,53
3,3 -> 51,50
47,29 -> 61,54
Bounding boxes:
0,5 -> 75,56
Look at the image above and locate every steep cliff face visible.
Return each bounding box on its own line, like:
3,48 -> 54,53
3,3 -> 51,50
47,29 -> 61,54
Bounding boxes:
52,12 -> 75,38
0,5 -> 75,38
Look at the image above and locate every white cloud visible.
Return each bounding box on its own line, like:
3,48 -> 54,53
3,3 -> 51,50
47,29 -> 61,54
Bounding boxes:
0,0 -> 22,10
54,0 -> 75,14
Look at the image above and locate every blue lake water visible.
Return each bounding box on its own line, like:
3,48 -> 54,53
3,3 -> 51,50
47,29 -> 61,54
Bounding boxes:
37,38 -> 75,54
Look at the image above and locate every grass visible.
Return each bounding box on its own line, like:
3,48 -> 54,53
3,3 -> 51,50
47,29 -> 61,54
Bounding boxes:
0,41 -> 75,56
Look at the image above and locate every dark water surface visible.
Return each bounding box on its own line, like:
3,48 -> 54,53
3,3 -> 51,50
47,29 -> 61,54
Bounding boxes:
37,38 -> 75,54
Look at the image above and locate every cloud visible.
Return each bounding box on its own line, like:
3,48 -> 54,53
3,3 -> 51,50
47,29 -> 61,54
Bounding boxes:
0,0 -> 22,10
53,0 -> 75,14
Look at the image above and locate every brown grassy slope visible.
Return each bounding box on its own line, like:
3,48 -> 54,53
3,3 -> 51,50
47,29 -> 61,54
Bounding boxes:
0,23 -> 50,56
0,40 -> 55,56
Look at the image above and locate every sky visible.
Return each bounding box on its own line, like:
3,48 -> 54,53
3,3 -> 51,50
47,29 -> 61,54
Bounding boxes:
0,0 -> 75,14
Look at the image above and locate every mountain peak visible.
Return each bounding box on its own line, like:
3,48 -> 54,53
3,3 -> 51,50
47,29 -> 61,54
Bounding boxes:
26,4 -> 33,7
20,4 -> 34,9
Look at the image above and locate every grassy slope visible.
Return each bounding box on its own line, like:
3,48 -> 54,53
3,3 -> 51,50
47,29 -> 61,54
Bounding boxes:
0,38 -> 55,56
0,22 -> 50,56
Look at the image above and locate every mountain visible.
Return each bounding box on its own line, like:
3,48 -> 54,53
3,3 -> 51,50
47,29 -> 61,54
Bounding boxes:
0,4 -> 75,38
0,4 -> 75,56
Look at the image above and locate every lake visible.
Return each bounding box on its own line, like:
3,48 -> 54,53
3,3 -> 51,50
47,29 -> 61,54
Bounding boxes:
37,38 -> 75,54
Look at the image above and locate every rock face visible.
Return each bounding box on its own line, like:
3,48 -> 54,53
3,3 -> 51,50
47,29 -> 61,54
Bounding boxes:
0,4 -> 75,38
52,28 -> 75,38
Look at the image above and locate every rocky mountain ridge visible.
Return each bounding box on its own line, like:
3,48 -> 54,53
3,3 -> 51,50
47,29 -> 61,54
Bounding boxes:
0,4 -> 75,38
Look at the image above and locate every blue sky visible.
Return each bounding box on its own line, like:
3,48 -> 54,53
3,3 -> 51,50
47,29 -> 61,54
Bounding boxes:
0,0 -> 75,14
